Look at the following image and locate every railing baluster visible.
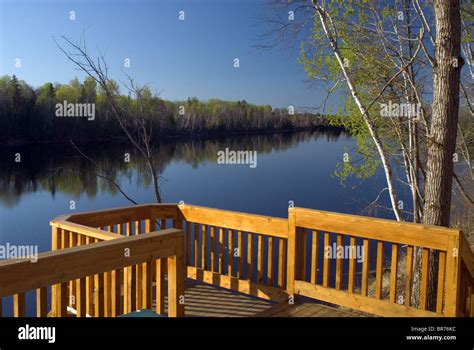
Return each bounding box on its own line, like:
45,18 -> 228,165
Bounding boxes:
228,229 -> 234,277
258,234 -> 264,283
51,226 -> 61,316
348,236 -> 356,293
57,282 -> 68,317
219,228 -> 225,274
405,245 -> 414,306
111,269 -> 122,317
278,238 -> 286,288
323,232 -> 331,287
86,236 -> 94,316
268,237 -> 275,286
36,287 -> 47,317
361,239 -> 370,296
61,230 -> 71,311
194,223 -> 199,268
167,234 -> 185,317
143,261 -> 152,309
389,243 -> 398,303
336,234 -> 343,290
186,222 -> 191,266
210,226 -> 216,272
436,250 -> 446,314
94,273 -> 104,317
58,282 -> 68,317
102,226 -> 113,317
247,233 -> 254,281
61,229 -> 69,248
104,271 -> 111,317
311,230 -> 318,284
238,231 -> 243,279
135,221 -> 142,310
75,234 -> 86,317
14,293 -> 25,317
76,277 -> 87,317
298,228 -> 306,281
70,231 -> 77,309
122,222 -> 132,314
375,241 -> 384,299
156,259 -> 165,314
202,225 -> 208,270
420,247 -> 430,309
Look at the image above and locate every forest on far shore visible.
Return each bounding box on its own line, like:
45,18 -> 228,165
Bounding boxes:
0,75 -> 334,144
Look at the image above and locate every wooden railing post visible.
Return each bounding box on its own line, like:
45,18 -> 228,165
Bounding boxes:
444,234 -> 461,316
51,225 -> 60,316
168,235 -> 185,317
286,209 -> 297,299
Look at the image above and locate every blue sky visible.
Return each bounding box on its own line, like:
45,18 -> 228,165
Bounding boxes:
0,0 -> 336,110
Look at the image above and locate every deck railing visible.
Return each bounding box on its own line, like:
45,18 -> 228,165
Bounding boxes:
50,204 -> 182,316
176,204 -> 289,302
0,226 -> 184,317
0,203 -> 472,317
287,208 -> 464,317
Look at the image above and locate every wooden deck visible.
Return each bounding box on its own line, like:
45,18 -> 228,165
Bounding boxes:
161,279 -> 363,317
2,203 -> 473,318
256,301 -> 364,317
160,279 -> 275,317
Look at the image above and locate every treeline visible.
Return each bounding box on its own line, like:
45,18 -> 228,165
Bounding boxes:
0,75 -> 333,144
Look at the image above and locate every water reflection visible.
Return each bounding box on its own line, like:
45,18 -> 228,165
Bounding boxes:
0,129 -> 345,208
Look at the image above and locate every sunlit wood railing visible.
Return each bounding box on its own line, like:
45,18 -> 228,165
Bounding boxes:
287,207 -> 467,317
50,204 -> 180,316
0,227 -> 184,317
174,204 -> 289,302
1,203 -> 472,317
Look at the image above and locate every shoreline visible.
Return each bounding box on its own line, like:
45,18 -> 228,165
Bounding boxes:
1,125 -> 345,147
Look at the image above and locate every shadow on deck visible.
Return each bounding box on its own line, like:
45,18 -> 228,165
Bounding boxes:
159,279 -> 275,317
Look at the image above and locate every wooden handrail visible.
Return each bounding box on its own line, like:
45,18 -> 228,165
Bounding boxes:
291,207 -> 458,250
50,220 -> 120,241
178,204 -> 288,238
67,204 -> 178,227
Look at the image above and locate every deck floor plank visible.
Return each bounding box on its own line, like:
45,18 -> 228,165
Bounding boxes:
152,278 -> 364,317
267,302 -> 364,317
155,279 -> 275,317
